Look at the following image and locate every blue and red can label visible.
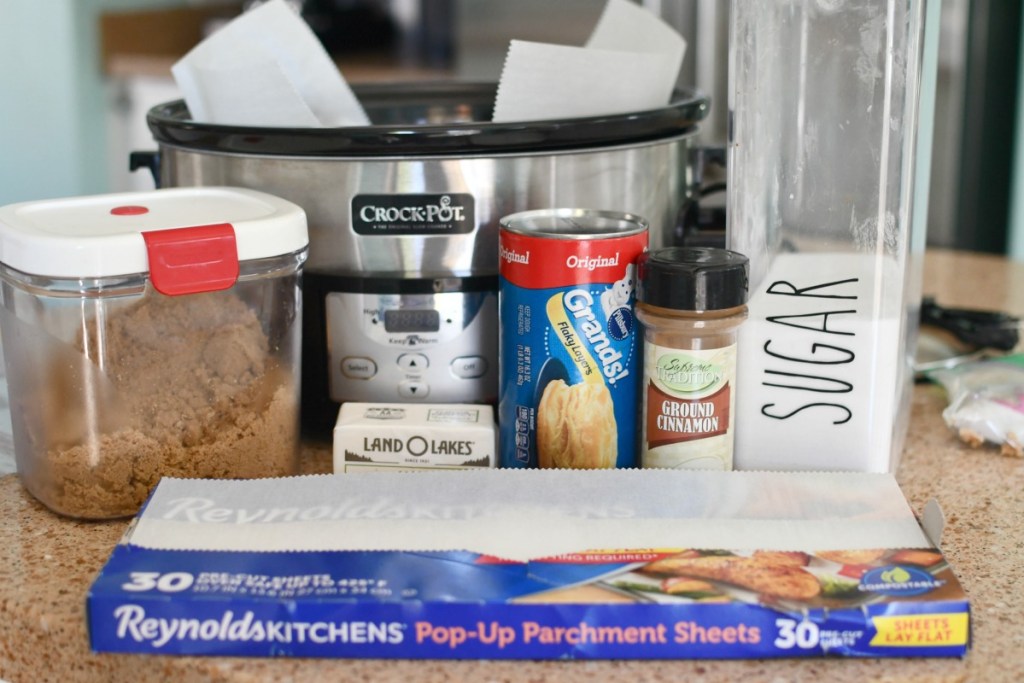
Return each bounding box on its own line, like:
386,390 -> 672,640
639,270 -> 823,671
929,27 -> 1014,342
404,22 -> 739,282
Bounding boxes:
498,210 -> 648,469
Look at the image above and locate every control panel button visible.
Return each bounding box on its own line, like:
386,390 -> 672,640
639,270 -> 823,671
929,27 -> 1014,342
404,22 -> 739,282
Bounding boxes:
341,357 -> 377,379
451,356 -> 488,379
398,380 -> 430,399
397,353 -> 430,373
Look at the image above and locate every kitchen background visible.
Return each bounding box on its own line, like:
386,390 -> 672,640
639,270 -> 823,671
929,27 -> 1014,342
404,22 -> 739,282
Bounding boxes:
0,0 -> 1022,256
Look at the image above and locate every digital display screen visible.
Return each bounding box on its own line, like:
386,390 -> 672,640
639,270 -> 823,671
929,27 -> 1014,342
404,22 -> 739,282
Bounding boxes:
383,309 -> 441,333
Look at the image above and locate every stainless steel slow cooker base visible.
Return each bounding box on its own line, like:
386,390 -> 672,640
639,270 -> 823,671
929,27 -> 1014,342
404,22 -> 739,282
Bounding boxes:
145,82 -> 709,435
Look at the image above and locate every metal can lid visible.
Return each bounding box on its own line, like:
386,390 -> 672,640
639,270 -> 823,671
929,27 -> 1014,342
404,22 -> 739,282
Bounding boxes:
499,208 -> 648,240
637,247 -> 749,311
0,187 -> 308,280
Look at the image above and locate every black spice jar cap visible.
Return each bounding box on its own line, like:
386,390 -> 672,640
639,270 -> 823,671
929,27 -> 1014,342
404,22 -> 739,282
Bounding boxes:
637,247 -> 749,311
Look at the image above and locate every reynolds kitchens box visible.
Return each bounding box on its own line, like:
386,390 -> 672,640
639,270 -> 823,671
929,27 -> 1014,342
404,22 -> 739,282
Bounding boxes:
87,469 -> 969,659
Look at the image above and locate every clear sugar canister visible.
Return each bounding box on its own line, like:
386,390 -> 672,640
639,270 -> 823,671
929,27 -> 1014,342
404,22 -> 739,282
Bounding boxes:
0,187 -> 309,519
636,247 -> 748,470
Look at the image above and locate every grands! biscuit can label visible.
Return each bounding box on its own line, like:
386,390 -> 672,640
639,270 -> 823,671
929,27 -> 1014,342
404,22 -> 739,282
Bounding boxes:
498,209 -> 648,469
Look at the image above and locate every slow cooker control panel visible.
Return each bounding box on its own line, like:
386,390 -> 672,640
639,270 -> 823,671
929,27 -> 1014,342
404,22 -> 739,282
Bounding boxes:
325,290 -> 498,403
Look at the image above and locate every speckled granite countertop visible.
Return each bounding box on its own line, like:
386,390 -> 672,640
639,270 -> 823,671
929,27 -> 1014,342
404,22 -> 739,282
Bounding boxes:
1,249 -> 1023,682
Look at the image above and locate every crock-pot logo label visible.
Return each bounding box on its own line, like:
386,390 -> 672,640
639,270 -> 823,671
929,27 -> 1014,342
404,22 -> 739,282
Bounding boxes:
352,194 -> 475,235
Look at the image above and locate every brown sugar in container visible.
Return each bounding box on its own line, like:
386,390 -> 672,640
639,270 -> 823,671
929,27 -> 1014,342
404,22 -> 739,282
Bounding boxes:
0,187 -> 309,519
636,247 -> 748,469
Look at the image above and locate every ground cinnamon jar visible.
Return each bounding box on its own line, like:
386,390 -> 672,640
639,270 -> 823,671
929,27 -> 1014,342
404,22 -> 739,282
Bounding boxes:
636,247 -> 748,469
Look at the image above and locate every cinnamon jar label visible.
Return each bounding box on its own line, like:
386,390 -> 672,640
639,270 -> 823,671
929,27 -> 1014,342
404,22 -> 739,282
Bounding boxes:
641,343 -> 738,470
646,381 -> 730,447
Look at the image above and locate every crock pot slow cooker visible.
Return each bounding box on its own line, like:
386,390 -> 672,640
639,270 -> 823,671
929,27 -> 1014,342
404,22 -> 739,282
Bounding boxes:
140,82 -> 708,435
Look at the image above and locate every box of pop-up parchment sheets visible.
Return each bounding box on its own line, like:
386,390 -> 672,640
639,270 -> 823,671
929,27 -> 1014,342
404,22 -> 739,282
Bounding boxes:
86,470 -> 969,659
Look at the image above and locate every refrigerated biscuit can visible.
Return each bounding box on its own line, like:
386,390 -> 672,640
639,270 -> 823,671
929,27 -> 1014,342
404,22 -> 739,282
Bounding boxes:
498,209 -> 648,469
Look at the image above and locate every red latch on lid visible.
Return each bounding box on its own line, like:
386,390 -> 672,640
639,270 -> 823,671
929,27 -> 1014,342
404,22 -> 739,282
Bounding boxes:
142,223 -> 239,296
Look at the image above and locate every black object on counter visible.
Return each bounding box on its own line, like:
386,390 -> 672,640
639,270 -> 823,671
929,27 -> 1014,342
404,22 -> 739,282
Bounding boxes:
920,296 -> 1020,351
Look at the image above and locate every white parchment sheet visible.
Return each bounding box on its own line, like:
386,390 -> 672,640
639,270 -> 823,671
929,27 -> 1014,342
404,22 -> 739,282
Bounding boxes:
172,0 -> 369,127
491,0 -> 687,122
128,470 -> 930,562
172,0 -> 684,127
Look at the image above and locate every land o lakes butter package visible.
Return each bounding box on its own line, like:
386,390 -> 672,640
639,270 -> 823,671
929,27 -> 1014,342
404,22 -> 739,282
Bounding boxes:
86,470 -> 969,660
333,403 -> 497,472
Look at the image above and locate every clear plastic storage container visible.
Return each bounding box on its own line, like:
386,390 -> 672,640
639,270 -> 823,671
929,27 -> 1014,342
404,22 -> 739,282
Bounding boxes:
727,0 -> 939,472
0,187 -> 308,518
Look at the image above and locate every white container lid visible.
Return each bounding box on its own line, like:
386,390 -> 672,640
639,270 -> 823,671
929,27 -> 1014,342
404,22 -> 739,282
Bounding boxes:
0,187 -> 308,288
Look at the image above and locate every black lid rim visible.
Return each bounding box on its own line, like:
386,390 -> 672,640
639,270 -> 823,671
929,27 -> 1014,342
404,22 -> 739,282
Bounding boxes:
146,81 -> 710,157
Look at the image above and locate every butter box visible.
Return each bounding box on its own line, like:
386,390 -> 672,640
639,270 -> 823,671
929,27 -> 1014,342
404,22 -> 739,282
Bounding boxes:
333,403 -> 497,472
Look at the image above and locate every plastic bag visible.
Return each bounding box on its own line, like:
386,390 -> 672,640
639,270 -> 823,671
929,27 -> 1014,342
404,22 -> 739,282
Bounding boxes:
928,355 -> 1024,458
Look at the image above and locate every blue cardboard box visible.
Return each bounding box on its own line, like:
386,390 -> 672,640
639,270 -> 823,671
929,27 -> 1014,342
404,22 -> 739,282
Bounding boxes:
86,471 -> 970,659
